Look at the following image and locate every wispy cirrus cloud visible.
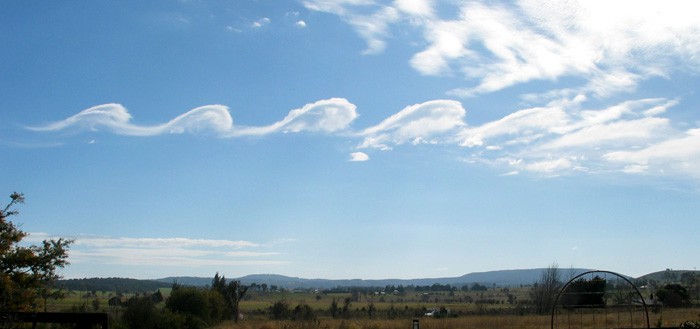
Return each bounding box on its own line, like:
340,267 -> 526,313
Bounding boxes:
303,0 -> 401,54
604,129 -> 700,178
306,0 -> 700,97
458,97 -> 683,175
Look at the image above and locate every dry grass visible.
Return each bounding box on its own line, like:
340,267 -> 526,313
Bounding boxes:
209,308 -> 700,329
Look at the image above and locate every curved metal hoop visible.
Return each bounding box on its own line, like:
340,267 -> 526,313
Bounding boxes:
551,270 -> 650,329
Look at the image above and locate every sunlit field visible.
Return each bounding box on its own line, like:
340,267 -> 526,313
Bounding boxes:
45,287 -> 700,329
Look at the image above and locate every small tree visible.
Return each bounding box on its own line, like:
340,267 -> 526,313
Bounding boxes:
329,298 -> 339,318
270,300 -> 290,320
0,192 -> 72,311
530,263 -> 562,315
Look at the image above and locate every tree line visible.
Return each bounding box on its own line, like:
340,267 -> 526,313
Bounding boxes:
58,277 -> 171,295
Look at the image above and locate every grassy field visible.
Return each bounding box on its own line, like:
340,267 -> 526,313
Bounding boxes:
45,286 -> 699,329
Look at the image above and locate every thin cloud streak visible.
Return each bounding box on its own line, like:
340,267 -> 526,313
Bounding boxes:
28,233 -> 290,269
27,233 -> 259,249
69,249 -> 288,267
604,128 -> 700,178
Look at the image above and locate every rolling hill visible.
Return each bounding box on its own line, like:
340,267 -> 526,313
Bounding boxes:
62,268 -> 697,292
157,268 -> 593,289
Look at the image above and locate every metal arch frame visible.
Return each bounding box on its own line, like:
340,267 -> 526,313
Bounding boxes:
551,270 -> 650,329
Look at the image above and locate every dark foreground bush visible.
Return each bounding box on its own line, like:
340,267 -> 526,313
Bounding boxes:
119,296 -> 185,329
680,321 -> 700,329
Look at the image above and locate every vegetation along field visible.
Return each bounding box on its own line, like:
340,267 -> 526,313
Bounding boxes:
44,268 -> 700,329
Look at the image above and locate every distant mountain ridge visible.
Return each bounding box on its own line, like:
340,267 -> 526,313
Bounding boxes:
60,269 -> 700,293
157,268 -> 594,289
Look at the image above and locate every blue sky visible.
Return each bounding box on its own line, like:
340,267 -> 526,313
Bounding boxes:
2,0 -> 700,280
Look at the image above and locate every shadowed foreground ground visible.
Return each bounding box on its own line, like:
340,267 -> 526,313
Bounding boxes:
210,308 -> 699,329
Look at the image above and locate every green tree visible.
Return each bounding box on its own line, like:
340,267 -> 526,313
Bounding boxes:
0,192 -> 72,311
123,296 -> 158,329
166,284 -> 226,329
656,283 -> 691,307
211,272 -> 248,323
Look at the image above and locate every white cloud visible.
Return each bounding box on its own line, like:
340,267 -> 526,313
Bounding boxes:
349,152 -> 369,161
252,17 -> 271,28
539,117 -> 670,151
455,95 -> 692,177
296,20 -> 307,28
358,99 -> 465,150
458,104 -> 570,148
32,233 -> 289,268
304,0 -> 400,54
306,1 -> 700,97
25,92 -> 700,180
75,236 -> 259,249
26,233 -> 258,249
27,104 -> 233,136
393,0 -> 434,18
229,98 -> 357,136
521,157 -> 573,174
603,128 -> 700,178
27,95 -> 700,180
69,249 -> 287,267
28,98 -> 358,138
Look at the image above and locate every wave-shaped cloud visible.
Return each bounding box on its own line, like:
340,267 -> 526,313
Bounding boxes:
27,103 -> 233,136
26,96 -> 700,179
228,98 -> 357,136
358,100 -> 466,150
28,98 -> 358,138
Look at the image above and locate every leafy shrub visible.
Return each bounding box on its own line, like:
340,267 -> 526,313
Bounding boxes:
680,321 -> 700,329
